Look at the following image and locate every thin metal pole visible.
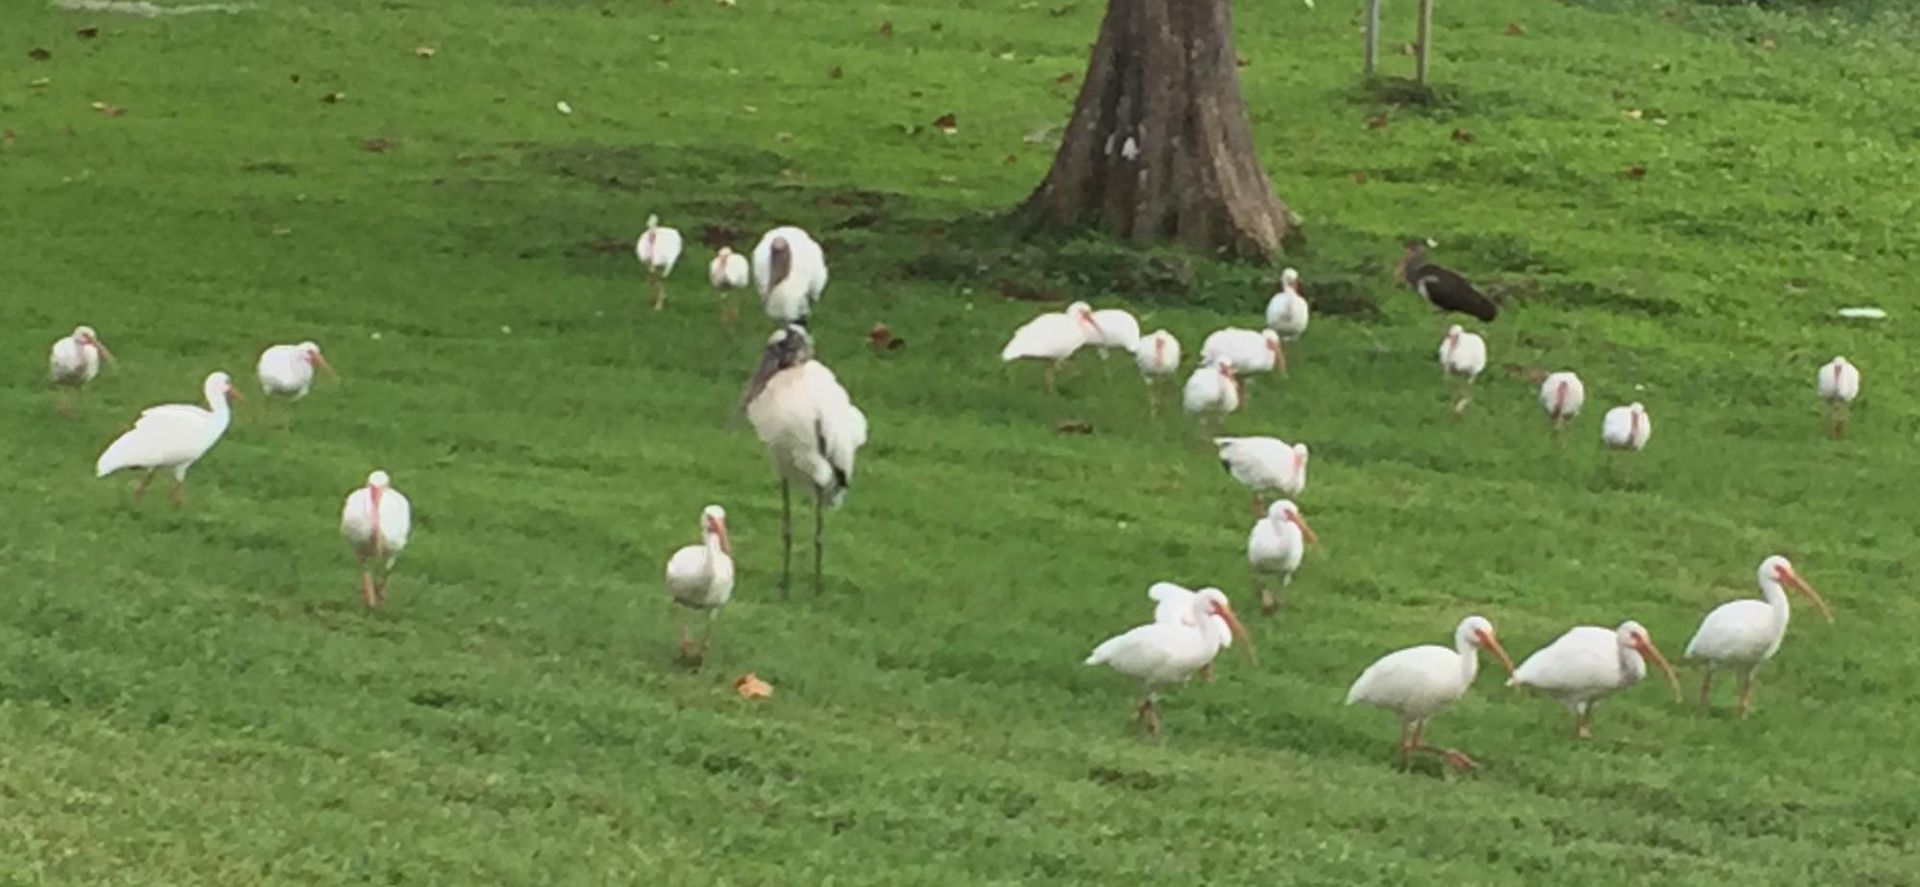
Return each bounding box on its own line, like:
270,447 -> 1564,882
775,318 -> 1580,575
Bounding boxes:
1363,0 -> 1380,80
1415,0 -> 1433,86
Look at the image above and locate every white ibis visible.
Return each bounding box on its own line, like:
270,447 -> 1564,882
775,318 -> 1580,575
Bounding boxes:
1148,580 -> 1232,683
1248,499 -> 1319,615
1397,239 -> 1497,324
753,225 -> 828,326
709,246 -> 752,326
257,341 -> 337,401
340,470 -> 412,609
1817,356 -> 1860,439
1001,301 -> 1102,394
1201,327 -> 1285,379
1087,308 -> 1141,367
1601,402 -> 1651,451
1182,360 -> 1240,430
1685,555 -> 1832,720
1213,436 -> 1308,514
1539,370 -> 1585,432
95,371 -> 241,507
1508,621 -> 1681,739
1264,268 -> 1310,344
1437,325 -> 1487,414
665,504 -> 735,662
741,326 -> 869,598
1132,329 -> 1181,416
636,214 -> 684,312
48,325 -> 114,414
1345,615 -> 1514,771
1086,586 -> 1253,738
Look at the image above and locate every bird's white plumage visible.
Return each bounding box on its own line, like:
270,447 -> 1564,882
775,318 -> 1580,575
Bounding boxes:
1539,371 -> 1585,422
1346,616 -> 1507,723
709,248 -> 750,290
1200,328 -> 1283,375
1438,325 -> 1486,381
1087,587 -> 1239,688
1133,329 -> 1181,378
1147,582 -> 1230,648
666,504 -> 735,611
1601,402 -> 1652,450
257,341 -> 331,400
752,225 -> 828,323
1264,268 -> 1309,338
1086,309 -> 1140,357
340,470 -> 412,568
636,214 -> 683,275
95,372 -> 237,480
1248,500 -> 1310,583
50,326 -> 110,385
1686,556 -> 1829,667
1510,622 -> 1672,713
1817,357 -> 1859,404
746,360 -> 868,506
1001,302 -> 1100,362
1214,437 -> 1308,498
1182,361 -> 1240,417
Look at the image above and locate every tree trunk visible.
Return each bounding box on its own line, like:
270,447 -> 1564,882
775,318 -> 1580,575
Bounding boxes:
1021,0 -> 1291,260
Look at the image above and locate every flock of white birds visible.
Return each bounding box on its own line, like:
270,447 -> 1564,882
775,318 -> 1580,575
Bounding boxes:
51,209 -> 1870,770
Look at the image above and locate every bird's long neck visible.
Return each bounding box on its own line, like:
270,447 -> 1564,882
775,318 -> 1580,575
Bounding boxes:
703,530 -> 725,561
1760,578 -> 1792,634
1629,410 -> 1641,441
1617,642 -> 1645,688
1455,638 -> 1481,686
205,388 -> 233,426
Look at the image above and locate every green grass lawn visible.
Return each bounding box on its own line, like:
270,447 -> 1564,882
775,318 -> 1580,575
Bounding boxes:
5,0 -> 1920,882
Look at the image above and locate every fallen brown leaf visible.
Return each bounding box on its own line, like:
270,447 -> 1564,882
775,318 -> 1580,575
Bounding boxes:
1236,53 -> 1251,68
932,112 -> 957,134
1350,171 -> 1368,184
1003,154 -> 1018,165
734,673 -> 773,699
1503,22 -> 1526,36
1450,128 -> 1475,143
360,137 -> 395,153
1365,112 -> 1390,130
1,130 -> 13,148
1048,4 -> 1076,16
414,45 -> 436,58
877,20 -> 892,37
322,91 -> 345,104
28,48 -> 52,61
88,101 -> 125,117
1055,71 -> 1073,84
76,26 -> 99,40
1054,419 -> 1095,435
868,322 -> 906,352
1624,164 -> 1647,180
827,65 -> 843,79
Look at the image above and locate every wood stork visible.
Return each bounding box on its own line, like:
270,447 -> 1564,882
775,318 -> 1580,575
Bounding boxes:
1437,325 -> 1486,414
1397,239 -> 1497,324
1248,499 -> 1319,615
1214,436 -> 1308,514
1201,327 -> 1285,379
741,326 -> 869,598
1509,621 -> 1680,739
1182,360 -> 1240,431
665,504 -> 734,662
636,214 -> 684,312
1001,302 -> 1102,394
1148,581 -> 1232,683
1133,329 -> 1181,416
753,225 -> 828,326
340,470 -> 412,609
1346,615 -> 1513,771
1817,356 -> 1860,439
257,341 -> 336,401
1264,268 -> 1310,346
709,246 -> 751,326
48,325 -> 113,414
1539,370 -> 1585,433
1601,402 -> 1651,451
95,371 -> 241,507
1685,555 -> 1832,719
1086,586 -> 1253,738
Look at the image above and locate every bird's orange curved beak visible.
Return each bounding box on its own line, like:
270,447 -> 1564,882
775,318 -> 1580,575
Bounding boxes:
1633,635 -> 1682,702
90,337 -> 115,363
226,384 -> 245,402
708,515 -> 732,556
1079,310 -> 1105,337
1288,511 -> 1322,550
312,352 -> 338,381
1779,567 -> 1833,623
1477,629 -> 1515,676
1213,600 -> 1257,668
369,484 -> 385,558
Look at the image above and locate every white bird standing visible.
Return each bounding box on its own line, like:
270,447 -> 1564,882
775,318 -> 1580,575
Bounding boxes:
1817,356 -> 1860,439
48,325 -> 114,414
709,246 -> 752,326
1685,555 -> 1833,720
1264,268 -> 1310,346
1086,587 -> 1253,738
95,371 -> 241,507
665,504 -> 735,662
1601,402 -> 1652,451
1214,436 -> 1309,514
1086,307 -> 1141,369
1201,327 -> 1285,380
340,470 -> 412,609
256,341 -> 337,401
1182,360 -> 1240,431
753,225 -> 828,326
741,326 -> 869,598
1437,324 -> 1486,414
1133,329 -> 1181,416
637,213 -> 684,312
1508,621 -> 1680,739
1539,370 -> 1585,433
1345,615 -> 1514,771
1148,580 -> 1232,683
1248,499 -> 1320,615
1000,301 -> 1104,394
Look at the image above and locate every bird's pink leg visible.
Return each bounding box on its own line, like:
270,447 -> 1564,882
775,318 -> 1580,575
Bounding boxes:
1145,379 -> 1160,418
650,274 -> 666,312
1574,706 -> 1593,740
1736,671 -> 1755,720
1697,670 -> 1714,716
1407,722 -> 1478,770
1398,723 -> 1415,768
1199,662 -> 1216,684
1043,362 -> 1057,395
131,470 -> 156,503
719,294 -> 737,329
360,569 -> 378,609
169,478 -> 186,509
1250,492 -> 1264,517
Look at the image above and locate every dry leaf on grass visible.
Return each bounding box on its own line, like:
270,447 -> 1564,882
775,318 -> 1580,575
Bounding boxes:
1054,419 -> 1095,435
76,27 -> 100,40
1503,22 -> 1526,36
877,20 -> 892,37
1624,165 -> 1647,180
933,113 -> 957,135
1350,171 -> 1368,184
361,137 -> 395,153
89,101 -> 125,117
734,673 -> 773,699
1365,112 -> 1390,130
1002,154 -> 1017,165
868,322 -> 905,352
1450,128 -> 1475,143
827,66 -> 842,79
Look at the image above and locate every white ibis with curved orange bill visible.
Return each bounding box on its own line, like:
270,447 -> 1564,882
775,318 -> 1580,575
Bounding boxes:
1685,555 -> 1832,720
1214,436 -> 1308,514
1001,302 -> 1103,394
665,504 -> 735,662
1248,499 -> 1319,614
1086,586 -> 1254,738
636,214 -> 684,312
1817,356 -> 1860,439
1438,325 -> 1486,414
341,470 -> 412,609
1508,620 -> 1680,739
1133,329 -> 1181,416
1539,371 -> 1585,432
1346,614 -> 1514,771
95,371 -> 241,508
48,325 -> 114,415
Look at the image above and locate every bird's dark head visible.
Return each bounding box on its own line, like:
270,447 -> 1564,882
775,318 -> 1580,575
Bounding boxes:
739,325 -> 813,411
767,236 -> 793,288
1395,239 -> 1429,282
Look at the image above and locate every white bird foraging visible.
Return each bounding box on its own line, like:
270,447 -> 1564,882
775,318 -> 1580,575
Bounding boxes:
1148,580 -> 1232,683
665,504 -> 735,663
340,470 -> 412,609
741,326 -> 869,598
48,325 -> 114,414
1685,555 -> 1833,720
1132,329 -> 1181,416
1817,356 -> 1860,439
1201,327 -> 1285,380
256,341 -> 337,401
753,225 -> 828,326
1248,499 -> 1320,615
1538,370 -> 1585,432
1508,621 -> 1680,739
1085,307 -> 1141,367
709,246 -> 752,326
1182,360 -> 1240,430
1437,325 -> 1486,414
1087,586 -> 1254,738
1214,436 -> 1308,515
1264,268 -> 1310,345
1000,301 -> 1103,394
636,213 -> 684,312
1345,615 -> 1514,771
95,371 -> 242,508
1601,402 -> 1651,451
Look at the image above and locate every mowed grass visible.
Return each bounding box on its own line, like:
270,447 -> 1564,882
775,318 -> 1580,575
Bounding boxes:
4,0 -> 1920,882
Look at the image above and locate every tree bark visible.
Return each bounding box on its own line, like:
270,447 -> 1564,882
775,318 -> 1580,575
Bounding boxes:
1021,0 -> 1291,260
